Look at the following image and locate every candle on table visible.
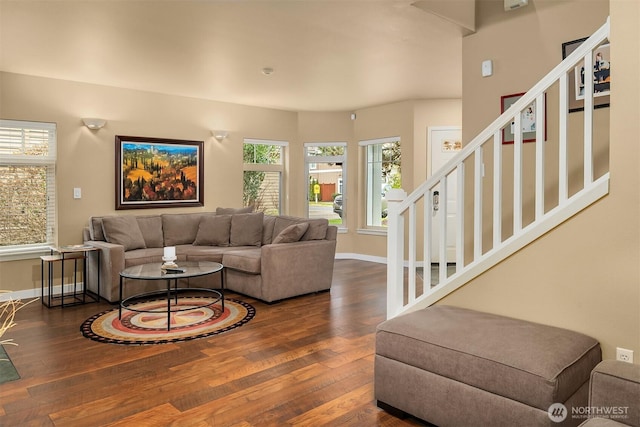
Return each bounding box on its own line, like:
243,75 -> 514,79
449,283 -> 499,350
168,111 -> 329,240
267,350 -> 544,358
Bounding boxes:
164,246 -> 176,259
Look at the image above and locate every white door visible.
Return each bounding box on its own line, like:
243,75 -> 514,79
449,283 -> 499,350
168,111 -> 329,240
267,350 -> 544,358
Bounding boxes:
428,127 -> 462,263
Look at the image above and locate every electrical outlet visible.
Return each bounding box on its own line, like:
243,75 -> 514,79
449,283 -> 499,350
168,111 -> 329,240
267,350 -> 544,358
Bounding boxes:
616,347 -> 634,364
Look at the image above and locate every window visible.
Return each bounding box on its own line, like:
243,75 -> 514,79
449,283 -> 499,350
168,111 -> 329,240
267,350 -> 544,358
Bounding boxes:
243,139 -> 287,215
0,120 -> 57,258
359,137 -> 401,228
304,143 -> 346,227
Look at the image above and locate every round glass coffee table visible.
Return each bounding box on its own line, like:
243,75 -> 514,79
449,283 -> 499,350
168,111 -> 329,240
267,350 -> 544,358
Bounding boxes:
118,261 -> 224,331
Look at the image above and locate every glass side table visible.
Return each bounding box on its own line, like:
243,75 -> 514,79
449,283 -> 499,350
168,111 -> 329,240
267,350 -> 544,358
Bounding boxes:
40,245 -> 101,308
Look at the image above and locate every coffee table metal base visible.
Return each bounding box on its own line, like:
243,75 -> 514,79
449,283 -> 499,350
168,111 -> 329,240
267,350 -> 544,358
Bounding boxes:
119,282 -> 224,331
118,261 -> 226,331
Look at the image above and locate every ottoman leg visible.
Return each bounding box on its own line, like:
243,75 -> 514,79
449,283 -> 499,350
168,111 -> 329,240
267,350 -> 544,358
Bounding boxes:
377,400 -> 408,419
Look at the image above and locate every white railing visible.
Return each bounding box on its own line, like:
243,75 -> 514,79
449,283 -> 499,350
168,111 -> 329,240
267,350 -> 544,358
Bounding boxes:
387,18 -> 611,319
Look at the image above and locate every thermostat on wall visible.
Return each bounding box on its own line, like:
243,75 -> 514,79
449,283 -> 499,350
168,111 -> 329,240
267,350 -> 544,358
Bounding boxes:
482,60 -> 493,77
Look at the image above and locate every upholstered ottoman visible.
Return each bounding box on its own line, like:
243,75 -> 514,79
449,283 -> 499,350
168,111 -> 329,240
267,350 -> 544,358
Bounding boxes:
375,305 -> 602,426
578,360 -> 640,427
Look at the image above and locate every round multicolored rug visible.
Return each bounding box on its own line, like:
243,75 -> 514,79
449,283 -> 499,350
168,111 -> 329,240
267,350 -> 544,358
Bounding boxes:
80,297 -> 255,345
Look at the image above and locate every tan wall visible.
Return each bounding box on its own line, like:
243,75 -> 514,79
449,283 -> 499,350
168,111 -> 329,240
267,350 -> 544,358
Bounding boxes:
462,0 -> 611,256
334,99 -> 462,258
296,101 -> 462,257
0,72 -> 461,291
442,0 -> 640,361
413,100 -> 464,187
0,72 -> 298,292
296,110 -> 354,217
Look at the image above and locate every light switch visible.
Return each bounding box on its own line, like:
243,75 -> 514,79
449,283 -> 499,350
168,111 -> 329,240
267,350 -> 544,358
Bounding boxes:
482,60 -> 493,77
73,188 -> 82,199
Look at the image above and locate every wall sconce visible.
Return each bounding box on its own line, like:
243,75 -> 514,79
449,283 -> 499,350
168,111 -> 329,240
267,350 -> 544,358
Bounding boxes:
82,118 -> 107,130
212,130 -> 229,141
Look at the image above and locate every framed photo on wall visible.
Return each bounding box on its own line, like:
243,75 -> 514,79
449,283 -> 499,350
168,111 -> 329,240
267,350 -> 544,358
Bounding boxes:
500,92 -> 546,144
115,135 -> 204,210
562,37 -> 611,113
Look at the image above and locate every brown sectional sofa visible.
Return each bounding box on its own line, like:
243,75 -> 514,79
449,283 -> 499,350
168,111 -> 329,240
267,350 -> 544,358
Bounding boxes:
82,208 -> 337,303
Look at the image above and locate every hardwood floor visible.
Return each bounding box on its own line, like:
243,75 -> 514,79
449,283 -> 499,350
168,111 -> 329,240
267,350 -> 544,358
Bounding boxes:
0,259 -> 425,426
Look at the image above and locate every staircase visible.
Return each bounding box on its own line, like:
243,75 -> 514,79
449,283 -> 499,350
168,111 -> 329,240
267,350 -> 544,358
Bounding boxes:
386,19 -> 610,319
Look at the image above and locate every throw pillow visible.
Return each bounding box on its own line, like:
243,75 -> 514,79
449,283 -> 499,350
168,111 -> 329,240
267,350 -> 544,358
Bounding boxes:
162,213 -> 204,246
89,216 -> 105,241
230,212 -> 264,246
272,216 -> 300,239
262,215 -> 277,245
216,206 -> 253,215
101,216 -> 147,251
193,215 -> 232,246
274,215 -> 327,241
272,222 -> 309,244
136,215 -> 163,248
300,218 -> 329,241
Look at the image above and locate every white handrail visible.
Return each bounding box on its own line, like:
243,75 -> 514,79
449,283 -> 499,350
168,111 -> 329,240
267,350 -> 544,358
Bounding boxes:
386,18 -> 610,319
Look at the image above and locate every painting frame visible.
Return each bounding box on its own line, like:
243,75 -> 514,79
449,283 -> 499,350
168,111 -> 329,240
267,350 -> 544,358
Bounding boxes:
562,37 -> 610,113
115,135 -> 204,210
500,92 -> 547,144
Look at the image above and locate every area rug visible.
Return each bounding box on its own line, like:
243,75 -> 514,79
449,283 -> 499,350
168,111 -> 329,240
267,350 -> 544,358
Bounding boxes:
0,345 -> 20,384
80,297 -> 255,345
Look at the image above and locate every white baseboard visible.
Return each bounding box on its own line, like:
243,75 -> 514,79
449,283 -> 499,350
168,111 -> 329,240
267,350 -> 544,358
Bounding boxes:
335,253 -> 425,268
335,253 -> 388,264
0,283 -> 84,302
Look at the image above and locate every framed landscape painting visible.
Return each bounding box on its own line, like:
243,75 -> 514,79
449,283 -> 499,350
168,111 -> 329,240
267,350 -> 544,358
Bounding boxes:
115,136 -> 204,210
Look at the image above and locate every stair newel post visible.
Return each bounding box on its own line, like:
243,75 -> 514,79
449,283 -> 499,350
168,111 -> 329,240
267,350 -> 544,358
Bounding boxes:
386,188 -> 407,319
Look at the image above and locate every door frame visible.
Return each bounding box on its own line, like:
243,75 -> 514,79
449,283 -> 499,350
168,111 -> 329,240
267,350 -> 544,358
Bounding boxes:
428,126 -> 462,264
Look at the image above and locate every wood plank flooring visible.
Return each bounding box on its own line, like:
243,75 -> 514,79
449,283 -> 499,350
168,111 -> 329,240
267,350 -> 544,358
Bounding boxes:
0,259 -> 426,426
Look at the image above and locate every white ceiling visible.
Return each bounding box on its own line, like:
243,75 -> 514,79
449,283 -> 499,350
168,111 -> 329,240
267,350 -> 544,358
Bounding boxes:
0,0 -> 463,112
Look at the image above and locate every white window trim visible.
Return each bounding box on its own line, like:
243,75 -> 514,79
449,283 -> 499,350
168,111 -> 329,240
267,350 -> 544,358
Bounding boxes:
357,228 -> 387,236
0,120 -> 57,261
360,136 -> 400,229
358,136 -> 400,147
244,138 -> 288,147
243,138 -> 287,215
304,142 -> 347,227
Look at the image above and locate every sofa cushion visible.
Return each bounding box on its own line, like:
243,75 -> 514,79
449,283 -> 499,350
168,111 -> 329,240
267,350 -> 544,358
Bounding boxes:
123,248 -> 164,266
163,213 -> 207,246
272,222 -> 309,244
182,245 -> 233,263
136,215 -> 164,248
230,212 -> 264,247
273,216 -> 328,241
376,305 -> 601,411
193,215 -> 231,246
101,216 -> 147,251
216,206 -> 253,215
222,248 -> 261,274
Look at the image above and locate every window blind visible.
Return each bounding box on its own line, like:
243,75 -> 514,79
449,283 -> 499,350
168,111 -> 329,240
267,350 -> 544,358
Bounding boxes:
0,120 -> 57,254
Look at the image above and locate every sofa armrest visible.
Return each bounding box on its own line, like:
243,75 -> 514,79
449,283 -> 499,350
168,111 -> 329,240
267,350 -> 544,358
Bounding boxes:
588,360 -> 640,426
260,239 -> 336,302
84,239 -> 126,303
